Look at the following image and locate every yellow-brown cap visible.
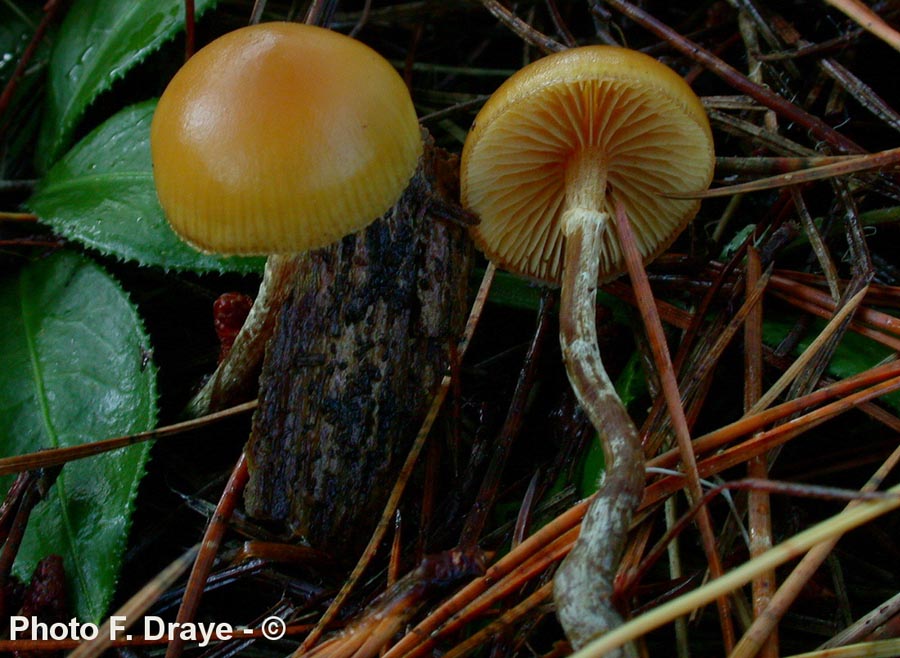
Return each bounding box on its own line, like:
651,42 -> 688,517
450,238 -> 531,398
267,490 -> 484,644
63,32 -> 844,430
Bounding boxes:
151,22 -> 422,254
461,46 -> 714,284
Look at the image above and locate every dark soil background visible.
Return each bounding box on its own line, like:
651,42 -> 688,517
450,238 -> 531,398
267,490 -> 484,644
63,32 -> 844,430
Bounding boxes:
2,1 -> 900,657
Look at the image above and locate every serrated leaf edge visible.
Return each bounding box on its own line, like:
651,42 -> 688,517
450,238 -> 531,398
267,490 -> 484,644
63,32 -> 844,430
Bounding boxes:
41,0 -> 219,168
14,251 -> 158,620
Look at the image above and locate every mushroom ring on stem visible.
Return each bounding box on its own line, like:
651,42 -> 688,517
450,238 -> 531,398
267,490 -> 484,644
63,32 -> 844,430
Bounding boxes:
149,22 -> 423,414
460,46 -> 714,651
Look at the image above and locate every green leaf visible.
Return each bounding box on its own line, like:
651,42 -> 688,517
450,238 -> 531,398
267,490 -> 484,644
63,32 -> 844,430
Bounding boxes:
785,206 -> 900,254
28,100 -> 263,273
485,269 -> 632,325
36,0 -> 218,171
486,269 -> 545,310
763,315 -> 900,411
720,224 -> 756,260
0,250 -> 156,621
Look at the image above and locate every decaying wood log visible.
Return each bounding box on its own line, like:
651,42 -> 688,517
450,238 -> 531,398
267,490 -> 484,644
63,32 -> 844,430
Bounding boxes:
244,139 -> 471,556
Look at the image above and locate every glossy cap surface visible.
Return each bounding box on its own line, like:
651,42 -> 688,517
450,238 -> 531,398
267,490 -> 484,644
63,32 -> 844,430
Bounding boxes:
151,22 -> 422,254
461,46 -> 714,284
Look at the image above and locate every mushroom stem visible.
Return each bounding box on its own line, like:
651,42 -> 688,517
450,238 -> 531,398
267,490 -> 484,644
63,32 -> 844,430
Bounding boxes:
185,254 -> 301,417
564,147 -> 608,213
553,203 -> 645,653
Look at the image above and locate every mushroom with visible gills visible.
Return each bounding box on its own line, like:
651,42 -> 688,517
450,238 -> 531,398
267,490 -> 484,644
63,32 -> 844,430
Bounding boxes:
460,46 -> 715,651
149,22 -> 424,414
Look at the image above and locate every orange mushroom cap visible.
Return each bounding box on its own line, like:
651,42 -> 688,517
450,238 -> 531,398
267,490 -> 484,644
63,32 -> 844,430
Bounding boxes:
151,22 -> 422,254
461,46 -> 714,284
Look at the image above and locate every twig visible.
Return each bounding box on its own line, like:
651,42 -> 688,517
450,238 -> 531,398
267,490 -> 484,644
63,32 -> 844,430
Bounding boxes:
299,263 -> 496,653
729,438 -> 900,658
0,211 -> 37,221
819,591 -> 900,649
820,58 -> 900,135
300,550 -> 484,658
383,507 -> 586,658
644,373 -> 900,505
390,526 -> 579,658
822,0 -> 900,53
598,0 -> 864,153
775,271 -> 900,308
614,200 -> 735,650
0,401 -> 257,475
648,358 -> 900,473
570,481 -> 900,658
348,0 -> 372,37
676,146 -> 900,199
770,274 -> 900,335
748,287 -> 868,414
458,292 -> 553,547
544,0 -> 576,47
793,190 -> 841,300
664,498 -> 689,658
0,0 -> 61,134
626,478 -> 900,600
744,247 -> 778,658
442,581 -> 554,658
164,454 -> 249,658
383,357 -> 900,658
479,0 -> 565,53
70,545 -> 200,658
787,639 -> 900,658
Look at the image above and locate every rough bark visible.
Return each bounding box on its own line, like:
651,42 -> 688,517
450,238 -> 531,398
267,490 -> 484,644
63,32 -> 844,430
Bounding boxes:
244,141 -> 470,556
